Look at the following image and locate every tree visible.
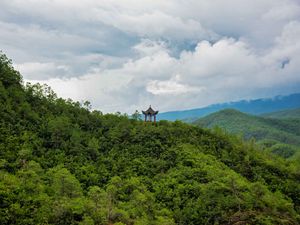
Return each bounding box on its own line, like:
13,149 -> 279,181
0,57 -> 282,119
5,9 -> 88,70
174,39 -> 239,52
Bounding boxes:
131,110 -> 142,121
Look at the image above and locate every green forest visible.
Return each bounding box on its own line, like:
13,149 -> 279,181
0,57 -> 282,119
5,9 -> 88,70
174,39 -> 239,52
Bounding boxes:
0,52 -> 300,224
194,109 -> 300,160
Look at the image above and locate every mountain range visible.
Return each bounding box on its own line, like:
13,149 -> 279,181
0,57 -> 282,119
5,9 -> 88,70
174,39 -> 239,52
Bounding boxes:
158,93 -> 300,121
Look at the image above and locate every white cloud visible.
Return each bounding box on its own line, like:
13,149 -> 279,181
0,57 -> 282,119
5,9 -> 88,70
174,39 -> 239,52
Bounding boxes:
262,3 -> 300,21
15,62 -> 70,80
1,0 -> 300,112
94,10 -> 217,41
146,75 -> 203,95
28,33 -> 300,113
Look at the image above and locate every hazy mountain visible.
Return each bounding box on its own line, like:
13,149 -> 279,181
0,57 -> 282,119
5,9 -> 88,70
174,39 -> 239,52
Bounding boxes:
158,93 -> 300,121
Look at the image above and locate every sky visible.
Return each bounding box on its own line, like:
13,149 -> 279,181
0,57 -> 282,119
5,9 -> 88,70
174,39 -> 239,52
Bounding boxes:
1,0 -> 300,113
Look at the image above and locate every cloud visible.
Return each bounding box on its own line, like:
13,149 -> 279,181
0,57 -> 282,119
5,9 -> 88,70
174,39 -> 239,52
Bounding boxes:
28,33 -> 300,113
15,62 -> 70,80
146,75 -> 203,95
95,10 -> 217,42
1,0 -> 300,112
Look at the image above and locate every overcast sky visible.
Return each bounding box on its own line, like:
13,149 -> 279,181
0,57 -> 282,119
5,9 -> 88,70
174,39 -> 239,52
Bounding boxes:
1,0 -> 300,113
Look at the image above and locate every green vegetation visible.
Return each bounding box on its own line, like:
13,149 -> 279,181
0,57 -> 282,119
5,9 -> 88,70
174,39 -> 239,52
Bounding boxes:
262,108 -> 300,119
0,52 -> 300,224
194,109 -> 300,160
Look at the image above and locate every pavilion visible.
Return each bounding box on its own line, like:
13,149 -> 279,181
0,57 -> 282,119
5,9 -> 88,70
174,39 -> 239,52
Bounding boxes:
142,105 -> 158,123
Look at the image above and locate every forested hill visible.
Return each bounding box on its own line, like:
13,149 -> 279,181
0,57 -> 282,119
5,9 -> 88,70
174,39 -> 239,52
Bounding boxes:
194,109 -> 300,159
262,108 -> 300,119
1,52 -> 300,225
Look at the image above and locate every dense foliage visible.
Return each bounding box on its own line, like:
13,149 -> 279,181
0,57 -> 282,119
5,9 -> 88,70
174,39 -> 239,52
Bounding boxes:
0,52 -> 300,224
195,109 -> 300,160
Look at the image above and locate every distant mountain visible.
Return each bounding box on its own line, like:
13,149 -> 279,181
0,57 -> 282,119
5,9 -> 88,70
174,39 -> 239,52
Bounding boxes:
262,108 -> 300,119
194,109 -> 300,158
158,93 -> 300,121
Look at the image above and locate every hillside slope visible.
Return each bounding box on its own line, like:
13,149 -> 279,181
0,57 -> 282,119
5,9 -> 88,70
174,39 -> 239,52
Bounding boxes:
195,109 -> 300,158
1,53 -> 300,224
158,94 -> 300,121
262,108 -> 300,119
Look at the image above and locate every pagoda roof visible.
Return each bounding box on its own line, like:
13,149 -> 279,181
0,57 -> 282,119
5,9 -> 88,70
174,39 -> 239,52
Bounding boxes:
142,105 -> 158,115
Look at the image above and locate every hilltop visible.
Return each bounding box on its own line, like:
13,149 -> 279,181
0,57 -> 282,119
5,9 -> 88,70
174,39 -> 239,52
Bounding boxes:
0,53 -> 300,224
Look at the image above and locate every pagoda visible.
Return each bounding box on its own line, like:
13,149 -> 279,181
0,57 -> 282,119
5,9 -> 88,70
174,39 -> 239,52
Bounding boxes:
142,105 -> 159,123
